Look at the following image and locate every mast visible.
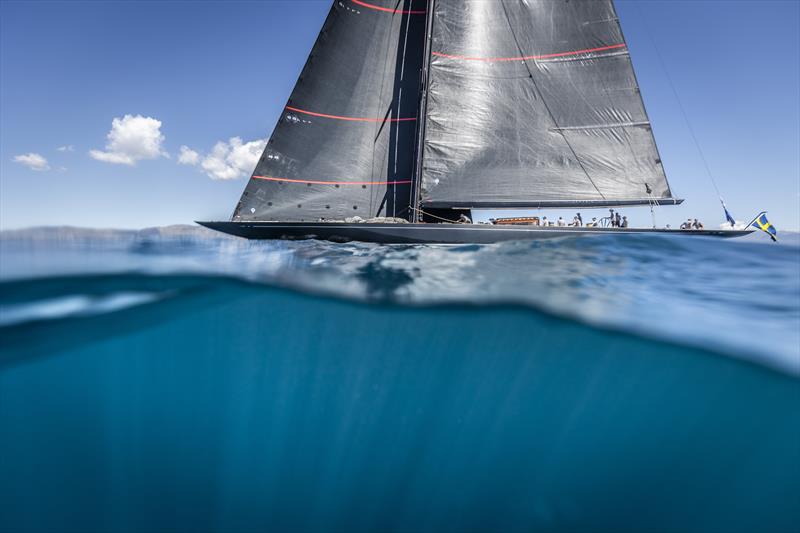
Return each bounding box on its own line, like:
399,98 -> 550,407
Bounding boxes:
411,0 -> 436,223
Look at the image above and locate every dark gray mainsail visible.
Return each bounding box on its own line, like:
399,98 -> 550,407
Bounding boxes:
419,0 -> 678,209
233,0 -> 427,222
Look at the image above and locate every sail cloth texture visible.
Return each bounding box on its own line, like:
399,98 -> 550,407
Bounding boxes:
420,0 -> 676,208
233,0 -> 427,222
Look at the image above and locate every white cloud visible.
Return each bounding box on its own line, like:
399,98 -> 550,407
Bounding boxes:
89,114 -> 167,166
13,153 -> 50,171
56,145 -> 74,152
177,145 -> 200,166
180,137 -> 266,180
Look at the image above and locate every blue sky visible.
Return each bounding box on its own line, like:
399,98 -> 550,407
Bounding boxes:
1,0 -> 798,230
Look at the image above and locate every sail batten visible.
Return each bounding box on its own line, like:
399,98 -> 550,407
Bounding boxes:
551,121 -> 651,131
431,42 -> 628,62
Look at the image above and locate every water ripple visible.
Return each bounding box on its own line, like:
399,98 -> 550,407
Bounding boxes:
1,228 -> 798,374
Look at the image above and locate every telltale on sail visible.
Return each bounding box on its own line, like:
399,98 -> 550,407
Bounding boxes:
198,0 -> 753,244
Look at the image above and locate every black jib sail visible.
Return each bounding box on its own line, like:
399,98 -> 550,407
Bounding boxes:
233,0 -> 427,222
419,0 -> 678,209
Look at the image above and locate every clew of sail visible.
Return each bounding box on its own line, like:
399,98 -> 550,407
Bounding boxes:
233,0 -> 427,222
419,0 -> 679,209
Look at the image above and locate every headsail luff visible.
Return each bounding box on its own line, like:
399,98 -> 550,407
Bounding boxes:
419,0 -> 678,209
233,0 -> 427,222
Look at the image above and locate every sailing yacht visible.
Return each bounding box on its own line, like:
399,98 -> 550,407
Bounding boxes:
199,0 -> 751,244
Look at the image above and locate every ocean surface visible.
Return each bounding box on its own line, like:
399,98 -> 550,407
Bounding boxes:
1,226 -> 798,532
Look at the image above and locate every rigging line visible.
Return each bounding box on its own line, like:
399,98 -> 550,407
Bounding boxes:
410,205 -> 456,224
498,0 -> 606,200
634,4 -> 722,200
397,2 -> 416,218
394,6 -> 414,217
371,11 -> 396,217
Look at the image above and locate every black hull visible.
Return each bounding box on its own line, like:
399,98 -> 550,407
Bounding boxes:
198,221 -> 753,244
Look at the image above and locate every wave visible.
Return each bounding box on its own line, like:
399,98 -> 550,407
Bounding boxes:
0,291 -> 165,327
0,272 -> 798,532
0,271 -> 795,377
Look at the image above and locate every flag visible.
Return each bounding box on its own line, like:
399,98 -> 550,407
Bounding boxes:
722,202 -> 736,227
751,212 -> 778,242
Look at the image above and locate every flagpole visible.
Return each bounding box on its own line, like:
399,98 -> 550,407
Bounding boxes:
745,211 -> 767,229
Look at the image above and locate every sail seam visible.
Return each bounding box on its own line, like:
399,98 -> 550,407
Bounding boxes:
253,175 -> 412,186
350,0 -> 426,15
551,121 -> 650,131
286,106 -> 416,123
536,50 -> 629,64
431,43 -> 626,63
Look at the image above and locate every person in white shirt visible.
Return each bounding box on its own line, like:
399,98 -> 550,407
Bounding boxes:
557,217 -> 566,227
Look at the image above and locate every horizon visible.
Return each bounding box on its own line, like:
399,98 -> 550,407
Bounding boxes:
1,0 -> 798,231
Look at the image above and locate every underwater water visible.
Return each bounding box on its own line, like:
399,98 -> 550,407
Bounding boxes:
1,227 -> 799,532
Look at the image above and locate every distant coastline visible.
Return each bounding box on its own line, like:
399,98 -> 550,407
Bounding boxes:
0,224 -> 234,242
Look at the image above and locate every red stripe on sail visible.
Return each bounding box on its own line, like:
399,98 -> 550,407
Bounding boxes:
286,106 -> 416,123
432,43 -> 627,62
253,175 -> 412,186
350,0 -> 426,15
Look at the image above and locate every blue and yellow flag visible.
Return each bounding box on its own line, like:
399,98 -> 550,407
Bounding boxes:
751,212 -> 778,242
